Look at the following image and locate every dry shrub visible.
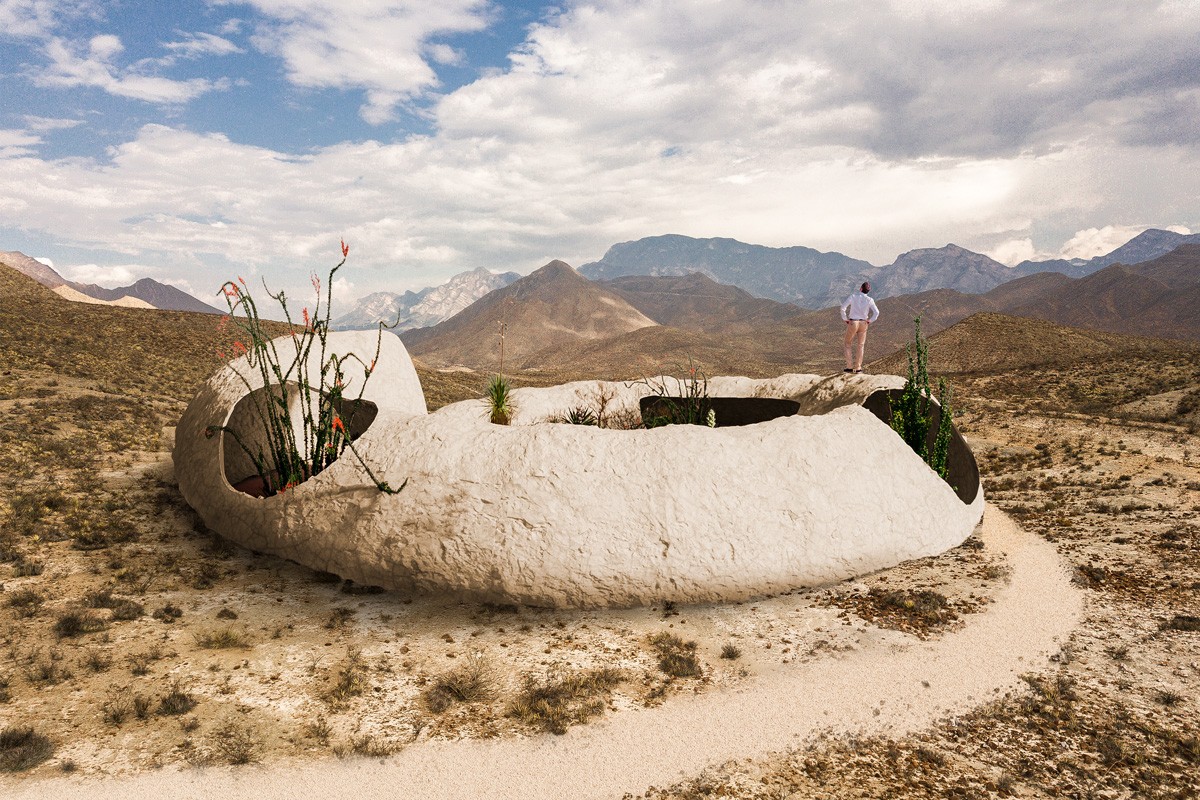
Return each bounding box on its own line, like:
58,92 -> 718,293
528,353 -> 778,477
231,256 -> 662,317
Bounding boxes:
649,632 -> 702,678
508,667 -> 623,735
423,653 -> 494,713
0,727 -> 54,772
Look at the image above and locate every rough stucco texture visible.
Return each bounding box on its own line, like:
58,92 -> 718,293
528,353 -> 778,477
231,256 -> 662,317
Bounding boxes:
174,332 -> 984,608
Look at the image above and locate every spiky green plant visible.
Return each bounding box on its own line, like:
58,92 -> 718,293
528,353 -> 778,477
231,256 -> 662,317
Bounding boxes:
486,374 -> 514,425
203,240 -> 401,497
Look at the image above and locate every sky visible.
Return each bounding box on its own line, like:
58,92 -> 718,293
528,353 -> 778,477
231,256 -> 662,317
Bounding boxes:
2,0 -> 1199,309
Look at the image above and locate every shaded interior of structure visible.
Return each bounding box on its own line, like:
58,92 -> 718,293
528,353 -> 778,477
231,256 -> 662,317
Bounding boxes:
222,383 -> 378,490
862,389 -> 980,505
640,396 -> 802,427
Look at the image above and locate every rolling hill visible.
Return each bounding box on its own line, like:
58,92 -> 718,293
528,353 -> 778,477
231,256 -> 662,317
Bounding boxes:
401,260 -> 657,369
0,250 -> 221,314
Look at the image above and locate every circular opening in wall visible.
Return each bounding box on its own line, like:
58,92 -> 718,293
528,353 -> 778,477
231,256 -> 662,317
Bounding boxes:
221,382 -> 379,496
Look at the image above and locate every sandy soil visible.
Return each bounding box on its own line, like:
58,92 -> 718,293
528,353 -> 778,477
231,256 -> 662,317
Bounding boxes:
2,505 -> 1079,799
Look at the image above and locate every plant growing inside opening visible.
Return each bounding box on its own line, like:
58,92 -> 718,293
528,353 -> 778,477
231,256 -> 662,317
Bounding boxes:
889,316 -> 955,483
634,360 -> 716,428
204,240 -> 402,497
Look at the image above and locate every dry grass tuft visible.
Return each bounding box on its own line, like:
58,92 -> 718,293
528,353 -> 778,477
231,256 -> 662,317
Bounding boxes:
649,632 -> 702,678
0,727 -> 55,772
423,653 -> 494,713
508,667 -> 624,735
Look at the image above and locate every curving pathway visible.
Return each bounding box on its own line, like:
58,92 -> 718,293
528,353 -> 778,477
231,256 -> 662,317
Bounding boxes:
6,505 -> 1082,800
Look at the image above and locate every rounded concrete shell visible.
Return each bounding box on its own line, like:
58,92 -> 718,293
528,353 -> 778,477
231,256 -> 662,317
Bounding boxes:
174,332 -> 983,608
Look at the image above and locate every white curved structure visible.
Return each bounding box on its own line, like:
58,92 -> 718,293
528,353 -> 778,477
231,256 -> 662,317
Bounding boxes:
174,332 -> 983,608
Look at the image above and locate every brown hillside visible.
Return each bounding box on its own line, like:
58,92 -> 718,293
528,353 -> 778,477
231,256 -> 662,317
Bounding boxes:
868,311 -> 1192,375
981,270 -> 1073,310
403,260 -> 656,369
515,323 -> 819,379
1126,242 -> 1200,286
0,260 -> 479,409
600,273 -> 800,333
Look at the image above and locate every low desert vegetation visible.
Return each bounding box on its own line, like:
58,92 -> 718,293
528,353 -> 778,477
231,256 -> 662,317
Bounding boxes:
508,667 -> 623,735
0,727 -> 55,773
649,632 -> 703,679
423,653 -> 495,713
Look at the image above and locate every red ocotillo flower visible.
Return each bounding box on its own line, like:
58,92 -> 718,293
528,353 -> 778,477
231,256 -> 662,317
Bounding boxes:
341,238 -> 349,258
232,340 -> 248,357
332,416 -> 346,435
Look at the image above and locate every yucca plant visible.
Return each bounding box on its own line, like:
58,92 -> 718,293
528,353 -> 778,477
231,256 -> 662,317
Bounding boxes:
486,374 -> 514,425
203,240 -> 401,497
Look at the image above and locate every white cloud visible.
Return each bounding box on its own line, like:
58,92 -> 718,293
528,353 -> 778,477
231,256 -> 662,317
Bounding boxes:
33,256 -> 53,268
0,129 -> 41,157
222,0 -> 491,123
22,114 -> 82,131
37,34 -> 228,103
986,238 -> 1042,266
61,262 -> 137,286
1057,226 -> 1149,260
0,0 -> 97,39
161,32 -> 243,59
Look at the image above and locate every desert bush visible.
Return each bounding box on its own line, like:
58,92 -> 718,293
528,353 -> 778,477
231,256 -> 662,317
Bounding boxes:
508,667 -> 623,734
0,674 -> 10,704
152,603 -> 183,623
101,690 -> 134,725
209,719 -> 261,765
53,609 -> 108,638
23,650 -> 72,686
423,653 -> 494,713
82,650 -> 113,673
719,643 -> 742,660
649,632 -> 702,678
158,680 -> 198,716
345,733 -> 399,758
194,628 -> 250,649
486,374 -> 514,425
553,405 -> 598,425
324,606 -> 355,630
4,587 -> 44,617
1163,614 -> 1200,632
86,588 -> 143,620
635,362 -> 714,428
324,647 -> 368,707
0,727 -> 54,772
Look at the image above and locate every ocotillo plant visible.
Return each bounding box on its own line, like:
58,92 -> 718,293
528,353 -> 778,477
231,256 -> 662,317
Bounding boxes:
205,240 -> 402,497
890,316 -> 955,482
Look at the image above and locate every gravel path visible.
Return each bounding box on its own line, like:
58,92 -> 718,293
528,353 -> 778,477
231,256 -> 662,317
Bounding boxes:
6,505 -> 1082,800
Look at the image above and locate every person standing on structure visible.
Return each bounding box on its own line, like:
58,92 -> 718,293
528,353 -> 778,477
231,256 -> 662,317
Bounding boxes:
840,281 -> 879,374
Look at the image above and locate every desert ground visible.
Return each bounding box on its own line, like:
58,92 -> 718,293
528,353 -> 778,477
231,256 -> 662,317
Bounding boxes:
1,292 -> 1198,797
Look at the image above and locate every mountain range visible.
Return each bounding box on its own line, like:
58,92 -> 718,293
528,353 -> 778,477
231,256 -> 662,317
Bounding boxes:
404,243 -> 1200,376
331,267 -> 520,330
0,250 -> 221,314
577,228 -> 1200,309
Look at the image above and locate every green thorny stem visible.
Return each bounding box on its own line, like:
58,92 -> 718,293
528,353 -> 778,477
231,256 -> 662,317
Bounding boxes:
205,246 -> 404,497
890,316 -> 955,482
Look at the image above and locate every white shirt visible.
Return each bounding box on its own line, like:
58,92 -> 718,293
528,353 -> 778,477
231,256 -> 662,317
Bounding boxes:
840,291 -> 879,322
